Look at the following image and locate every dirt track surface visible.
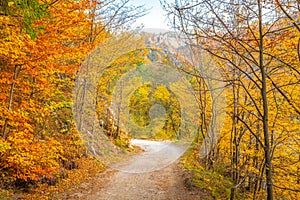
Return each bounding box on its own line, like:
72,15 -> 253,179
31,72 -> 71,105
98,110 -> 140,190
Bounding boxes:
58,140 -> 211,200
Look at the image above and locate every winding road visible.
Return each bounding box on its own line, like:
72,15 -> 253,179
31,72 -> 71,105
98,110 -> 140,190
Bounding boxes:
59,139 -> 210,200
112,139 -> 186,173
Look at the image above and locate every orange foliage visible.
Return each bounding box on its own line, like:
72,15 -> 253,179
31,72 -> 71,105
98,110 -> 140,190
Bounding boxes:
0,0 -> 107,183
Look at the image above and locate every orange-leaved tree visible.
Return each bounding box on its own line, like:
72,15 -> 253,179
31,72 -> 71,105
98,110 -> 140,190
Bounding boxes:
0,0 -> 107,184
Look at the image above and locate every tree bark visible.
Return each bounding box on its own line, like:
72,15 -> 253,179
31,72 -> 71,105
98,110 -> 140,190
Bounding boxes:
257,1 -> 273,199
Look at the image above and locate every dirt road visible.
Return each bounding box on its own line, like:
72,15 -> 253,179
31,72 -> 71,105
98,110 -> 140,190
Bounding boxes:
58,140 -> 211,200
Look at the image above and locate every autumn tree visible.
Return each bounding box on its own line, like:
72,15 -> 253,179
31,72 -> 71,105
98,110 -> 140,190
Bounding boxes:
0,0 -> 147,187
162,0 -> 300,199
96,49 -> 148,144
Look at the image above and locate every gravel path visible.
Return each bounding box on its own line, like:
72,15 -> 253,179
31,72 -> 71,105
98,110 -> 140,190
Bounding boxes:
58,140 -> 211,200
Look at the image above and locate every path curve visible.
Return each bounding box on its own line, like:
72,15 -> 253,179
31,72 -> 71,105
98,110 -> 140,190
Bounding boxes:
58,140 -> 211,200
112,139 -> 186,173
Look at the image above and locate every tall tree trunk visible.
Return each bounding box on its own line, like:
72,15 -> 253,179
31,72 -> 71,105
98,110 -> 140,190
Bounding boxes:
78,8 -> 95,132
257,1 -> 273,199
230,67 -> 238,200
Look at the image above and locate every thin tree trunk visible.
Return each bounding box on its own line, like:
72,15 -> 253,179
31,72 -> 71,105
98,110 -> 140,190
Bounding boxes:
258,1 -> 273,199
78,9 -> 95,131
116,80 -> 123,139
3,65 -> 21,139
230,68 -> 238,200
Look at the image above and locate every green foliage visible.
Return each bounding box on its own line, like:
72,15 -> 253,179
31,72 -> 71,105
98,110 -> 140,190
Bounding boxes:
96,49 -> 149,145
0,0 -> 48,38
114,132 -> 132,150
129,84 -> 181,140
0,189 -> 13,199
181,145 -> 233,199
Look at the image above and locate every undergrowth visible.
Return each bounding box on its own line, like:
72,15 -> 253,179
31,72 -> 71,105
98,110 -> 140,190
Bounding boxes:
181,144 -> 233,199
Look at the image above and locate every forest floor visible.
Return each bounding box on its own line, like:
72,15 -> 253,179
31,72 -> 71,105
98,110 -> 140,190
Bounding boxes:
55,139 -> 213,200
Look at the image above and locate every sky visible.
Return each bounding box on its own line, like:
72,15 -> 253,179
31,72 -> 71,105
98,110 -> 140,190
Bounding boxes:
132,0 -> 171,30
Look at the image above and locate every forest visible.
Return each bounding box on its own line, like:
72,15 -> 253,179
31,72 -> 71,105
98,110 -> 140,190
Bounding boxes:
0,0 -> 299,199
